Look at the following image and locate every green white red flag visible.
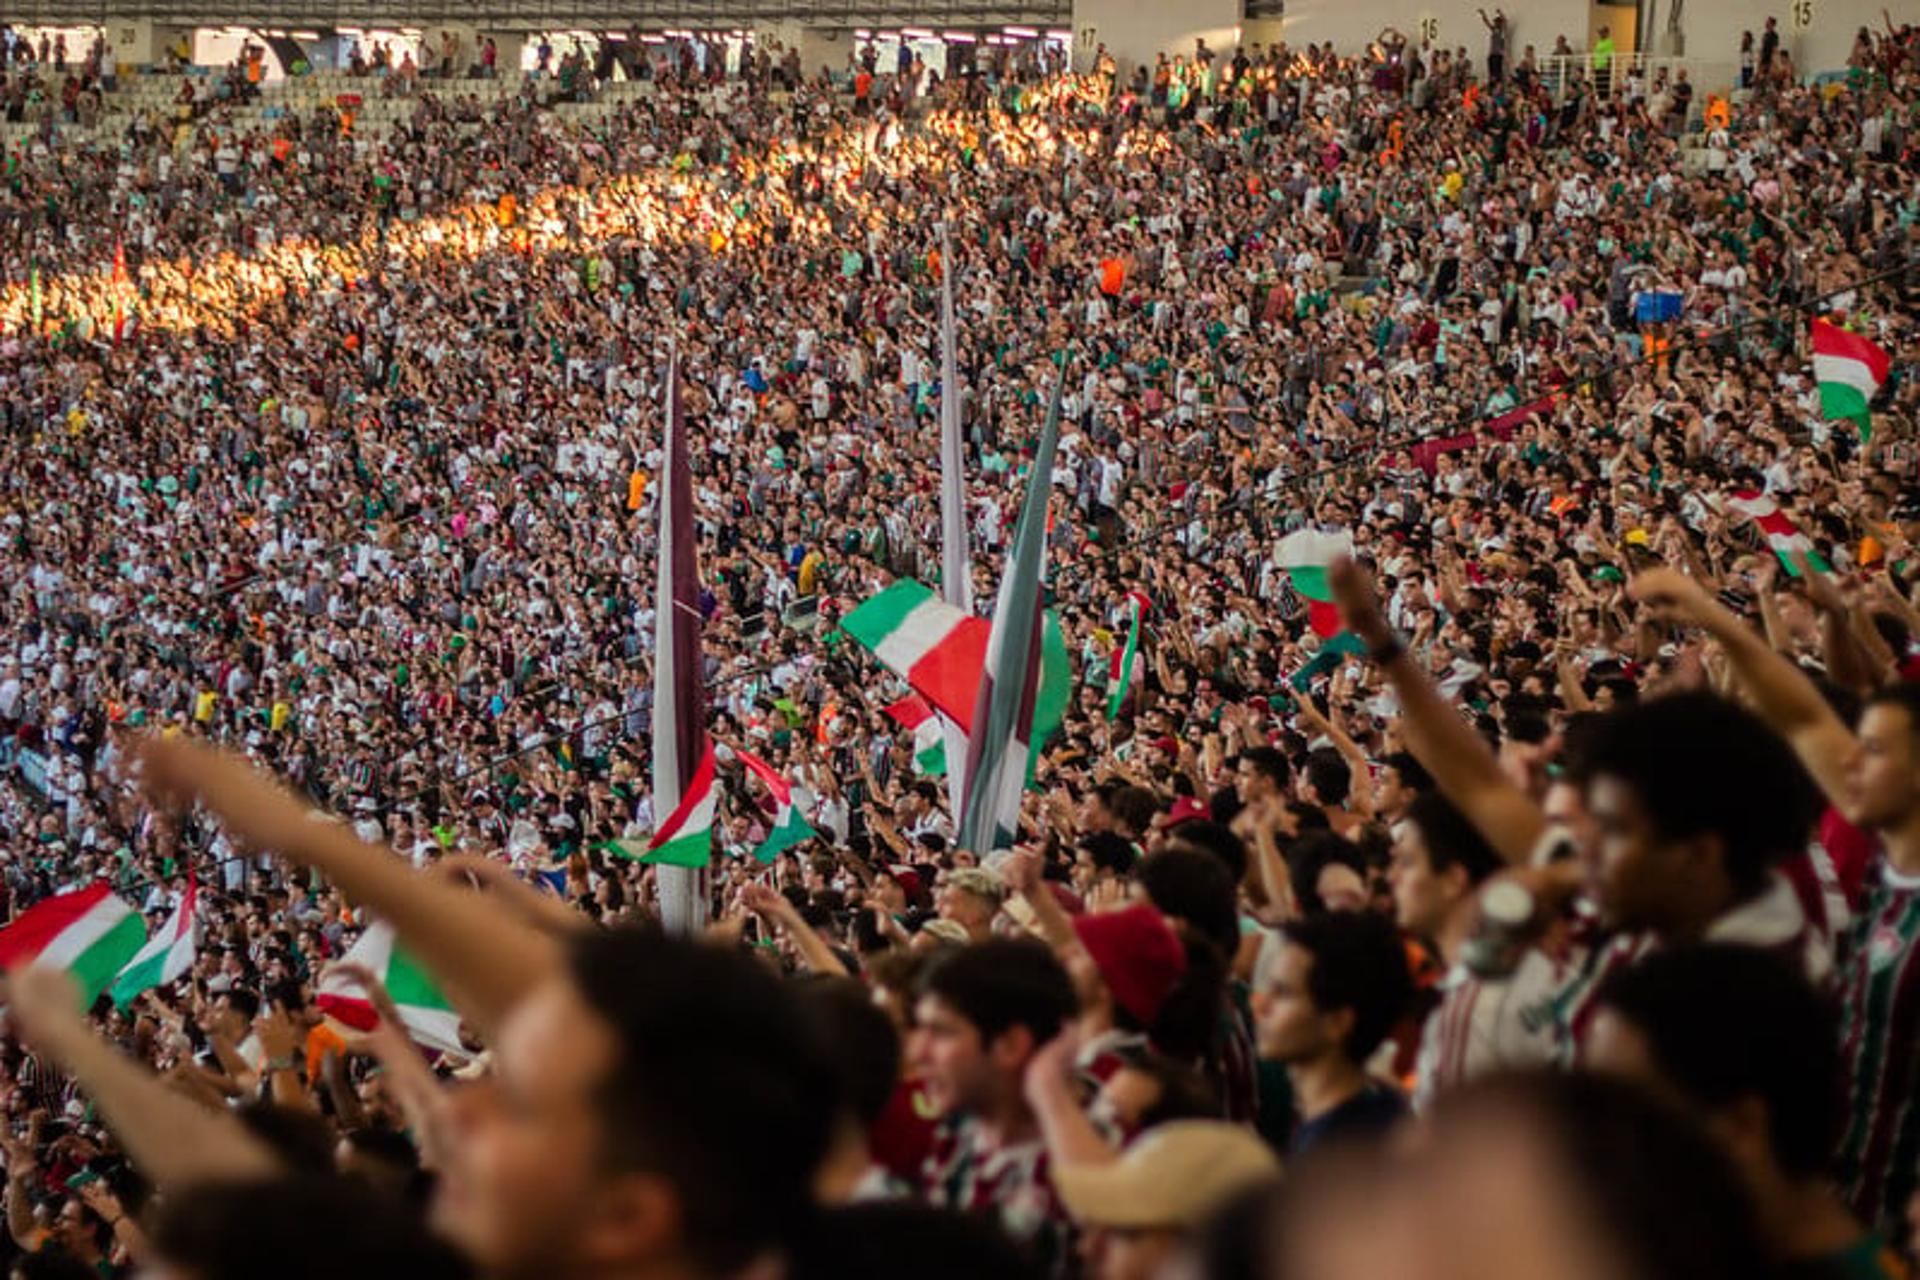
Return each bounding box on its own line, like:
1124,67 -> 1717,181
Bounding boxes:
634,739 -> 718,868
1811,319 -> 1889,441
0,884 -> 147,1007
841,581 -> 989,721
315,922 -> 468,1058
1727,490 -> 1830,576
885,694 -> 948,776
841,580 -> 1069,740
737,748 -> 814,864
1276,529 -> 1355,637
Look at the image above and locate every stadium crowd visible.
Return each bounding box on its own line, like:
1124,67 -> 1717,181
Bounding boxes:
0,15 -> 1915,1280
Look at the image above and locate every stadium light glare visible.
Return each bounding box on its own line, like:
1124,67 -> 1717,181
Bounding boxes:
1003,25 -> 1038,37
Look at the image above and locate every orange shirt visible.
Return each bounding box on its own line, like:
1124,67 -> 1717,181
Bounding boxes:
305,1021 -> 348,1085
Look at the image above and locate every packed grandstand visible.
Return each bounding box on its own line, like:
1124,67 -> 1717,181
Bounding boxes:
0,15 -> 1914,1280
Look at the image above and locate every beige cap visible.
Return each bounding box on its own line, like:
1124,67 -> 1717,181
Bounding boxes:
918,918 -> 972,946
1055,1121 -> 1281,1231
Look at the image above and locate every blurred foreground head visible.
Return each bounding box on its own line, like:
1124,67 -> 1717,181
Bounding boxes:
147,1175 -> 469,1280
1207,1071 -> 1765,1280
432,927 -> 834,1279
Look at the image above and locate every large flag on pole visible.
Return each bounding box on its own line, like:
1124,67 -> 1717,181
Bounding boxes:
957,362 -> 1066,855
738,749 -> 814,863
842,583 -> 1070,739
1810,319 -> 1890,442
636,740 -> 718,867
653,347 -> 712,930
109,876 -> 196,1007
936,221 -> 971,820
842,582 -> 989,723
0,884 -> 146,1007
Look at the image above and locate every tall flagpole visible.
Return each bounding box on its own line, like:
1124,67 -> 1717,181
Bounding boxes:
957,358 -> 1065,854
936,221 -> 971,821
653,345 -> 707,933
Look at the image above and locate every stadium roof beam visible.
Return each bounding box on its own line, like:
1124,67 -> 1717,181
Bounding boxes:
0,1 -> 1068,26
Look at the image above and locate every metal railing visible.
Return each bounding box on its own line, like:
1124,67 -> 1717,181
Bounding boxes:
1531,51 -> 1746,99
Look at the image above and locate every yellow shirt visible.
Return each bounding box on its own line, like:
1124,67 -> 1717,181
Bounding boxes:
797,550 -> 825,596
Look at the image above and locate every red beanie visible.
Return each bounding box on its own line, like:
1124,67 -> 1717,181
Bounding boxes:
1073,903 -> 1187,1028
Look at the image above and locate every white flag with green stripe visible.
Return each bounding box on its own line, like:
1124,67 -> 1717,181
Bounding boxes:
109,881 -> 197,1008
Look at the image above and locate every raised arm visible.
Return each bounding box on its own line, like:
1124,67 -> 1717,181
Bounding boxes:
322,963 -> 454,1171
433,853 -> 590,936
1329,558 -> 1549,865
1797,556 -> 1883,694
130,735 -> 559,1040
1004,849 -> 1079,955
741,882 -> 849,977
7,968 -> 282,1191
1023,1031 -> 1118,1168
1629,568 -> 1859,811
2,1132 -> 44,1251
1292,694 -> 1372,815
1233,797 -> 1299,924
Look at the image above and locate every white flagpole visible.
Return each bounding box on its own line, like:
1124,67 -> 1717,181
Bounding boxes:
937,221 -> 972,822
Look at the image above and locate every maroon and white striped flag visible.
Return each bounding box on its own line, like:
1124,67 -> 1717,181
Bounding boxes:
653,348 -> 712,930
